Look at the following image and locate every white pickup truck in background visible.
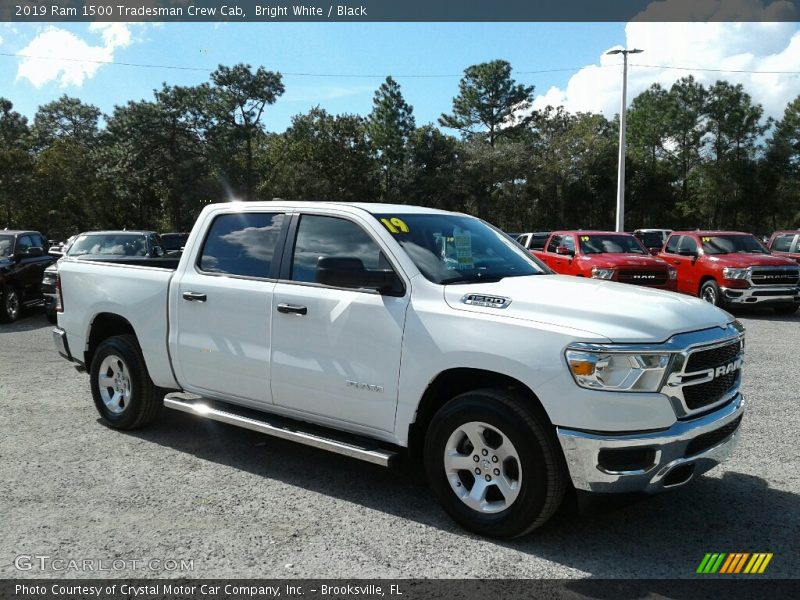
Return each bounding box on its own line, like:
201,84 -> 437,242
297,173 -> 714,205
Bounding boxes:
53,201 -> 746,537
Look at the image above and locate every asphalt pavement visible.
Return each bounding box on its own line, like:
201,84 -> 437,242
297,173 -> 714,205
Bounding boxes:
0,305 -> 797,579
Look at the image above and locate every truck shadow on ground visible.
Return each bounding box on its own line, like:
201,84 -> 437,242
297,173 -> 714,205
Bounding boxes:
125,410 -> 799,578
726,305 -> 799,322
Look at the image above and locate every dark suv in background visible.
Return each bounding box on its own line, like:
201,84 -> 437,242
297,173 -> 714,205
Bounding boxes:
0,230 -> 55,323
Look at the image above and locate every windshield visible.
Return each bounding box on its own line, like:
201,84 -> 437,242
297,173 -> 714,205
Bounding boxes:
68,233 -> 148,257
579,234 -> 647,255
374,213 -> 548,284
637,232 -> 665,249
702,235 -> 769,255
0,235 -> 13,258
161,233 -> 188,251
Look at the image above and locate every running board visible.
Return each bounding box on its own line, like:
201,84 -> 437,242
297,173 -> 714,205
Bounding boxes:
163,392 -> 397,467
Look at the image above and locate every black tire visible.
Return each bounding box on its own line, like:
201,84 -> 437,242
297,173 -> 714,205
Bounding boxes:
89,334 -> 162,430
700,279 -> 724,307
424,388 -> 567,538
774,303 -> 799,315
0,286 -> 21,323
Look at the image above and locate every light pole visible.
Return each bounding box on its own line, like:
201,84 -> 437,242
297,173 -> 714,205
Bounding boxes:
607,47 -> 642,232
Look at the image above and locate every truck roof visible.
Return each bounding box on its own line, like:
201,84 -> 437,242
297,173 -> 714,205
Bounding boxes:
671,230 -> 752,236
550,230 -> 637,236
77,230 -> 156,235
0,230 -> 41,236
214,200 -> 459,216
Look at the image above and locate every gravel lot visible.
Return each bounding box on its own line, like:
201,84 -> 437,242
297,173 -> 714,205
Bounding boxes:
1,305 -> 798,579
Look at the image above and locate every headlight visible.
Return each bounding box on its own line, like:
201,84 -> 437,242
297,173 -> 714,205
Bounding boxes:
722,267 -> 749,280
591,267 -> 615,280
566,349 -> 671,392
668,268 -> 677,280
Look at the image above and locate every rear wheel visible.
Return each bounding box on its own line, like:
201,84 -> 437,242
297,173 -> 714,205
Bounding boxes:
700,280 -> 724,307
0,286 -> 21,323
424,388 -> 567,538
90,335 -> 162,429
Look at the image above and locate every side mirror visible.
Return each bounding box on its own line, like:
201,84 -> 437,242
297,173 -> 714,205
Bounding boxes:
150,247 -> 165,258
649,248 -> 660,256
555,245 -> 574,256
316,257 -> 402,295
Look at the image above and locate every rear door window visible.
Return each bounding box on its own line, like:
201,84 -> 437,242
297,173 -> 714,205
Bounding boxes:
199,213 -> 286,278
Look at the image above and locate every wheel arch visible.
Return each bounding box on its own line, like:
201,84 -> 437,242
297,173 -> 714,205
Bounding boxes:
698,274 -> 717,296
407,368 -> 552,462
85,312 -> 137,368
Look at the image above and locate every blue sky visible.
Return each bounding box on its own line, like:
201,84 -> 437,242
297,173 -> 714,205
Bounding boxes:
2,21 -> 800,130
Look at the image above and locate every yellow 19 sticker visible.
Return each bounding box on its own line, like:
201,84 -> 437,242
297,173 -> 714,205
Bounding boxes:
381,217 -> 410,234
580,236 -> 590,242
702,237 -> 711,242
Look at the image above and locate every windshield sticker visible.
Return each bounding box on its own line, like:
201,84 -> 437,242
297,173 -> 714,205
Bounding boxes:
454,229 -> 474,269
580,235 -> 590,242
380,217 -> 410,234
702,237 -> 712,242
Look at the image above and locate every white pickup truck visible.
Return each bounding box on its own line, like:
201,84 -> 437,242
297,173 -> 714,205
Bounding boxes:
53,201 -> 745,537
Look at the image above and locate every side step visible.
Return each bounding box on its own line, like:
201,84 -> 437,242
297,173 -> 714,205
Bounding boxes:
163,392 -> 398,467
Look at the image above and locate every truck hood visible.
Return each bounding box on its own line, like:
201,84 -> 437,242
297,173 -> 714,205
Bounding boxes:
578,253 -> 668,269
702,253 -> 798,268
443,274 -> 731,343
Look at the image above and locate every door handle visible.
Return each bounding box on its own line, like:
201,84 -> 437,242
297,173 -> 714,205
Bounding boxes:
672,261 -> 681,265
277,303 -> 307,315
182,291 -> 207,302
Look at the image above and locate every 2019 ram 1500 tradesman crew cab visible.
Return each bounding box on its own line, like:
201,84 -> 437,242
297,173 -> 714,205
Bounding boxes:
659,230 -> 800,314
53,202 -> 746,538
532,230 -> 677,290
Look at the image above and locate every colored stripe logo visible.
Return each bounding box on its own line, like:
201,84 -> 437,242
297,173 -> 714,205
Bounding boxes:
696,553 -> 773,574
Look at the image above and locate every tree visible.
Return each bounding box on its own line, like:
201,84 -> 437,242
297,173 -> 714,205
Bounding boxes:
439,60 -> 534,147
262,107 -> 379,202
0,99 -> 33,228
207,64 -> 285,200
763,95 -> 800,227
701,81 -> 767,227
32,95 -> 101,149
368,76 -> 415,201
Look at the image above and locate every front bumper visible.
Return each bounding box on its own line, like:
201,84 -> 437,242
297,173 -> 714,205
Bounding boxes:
721,285 -> 800,305
557,394 -> 744,493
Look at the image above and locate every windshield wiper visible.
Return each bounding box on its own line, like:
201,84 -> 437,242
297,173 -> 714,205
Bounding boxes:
440,274 -> 506,284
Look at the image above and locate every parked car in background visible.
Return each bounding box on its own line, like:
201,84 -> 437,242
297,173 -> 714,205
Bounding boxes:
766,230 -> 800,264
515,232 -> 550,252
532,231 -> 677,290
0,230 -> 55,323
659,231 -> 800,314
161,232 -> 190,257
42,230 -> 167,323
633,229 -> 673,255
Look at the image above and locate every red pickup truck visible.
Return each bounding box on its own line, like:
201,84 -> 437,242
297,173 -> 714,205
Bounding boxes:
766,230 -> 800,264
659,231 -> 800,314
532,231 -> 677,290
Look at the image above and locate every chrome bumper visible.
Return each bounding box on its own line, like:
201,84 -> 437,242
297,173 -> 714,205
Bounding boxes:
557,394 -> 744,493
721,285 -> 800,305
52,327 -> 72,361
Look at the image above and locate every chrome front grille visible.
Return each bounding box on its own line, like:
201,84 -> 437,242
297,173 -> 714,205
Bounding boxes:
748,266 -> 800,286
661,336 -> 744,417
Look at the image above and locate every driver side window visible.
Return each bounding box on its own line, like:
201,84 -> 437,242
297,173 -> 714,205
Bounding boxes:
290,215 -> 384,284
678,236 -> 698,254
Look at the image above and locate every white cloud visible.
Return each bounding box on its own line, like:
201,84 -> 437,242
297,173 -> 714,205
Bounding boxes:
16,24 -> 145,88
533,2 -> 800,120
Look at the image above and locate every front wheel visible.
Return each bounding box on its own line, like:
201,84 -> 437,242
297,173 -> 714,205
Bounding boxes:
90,334 -> 162,430
424,389 -> 567,538
0,286 -> 21,323
700,280 -> 724,307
